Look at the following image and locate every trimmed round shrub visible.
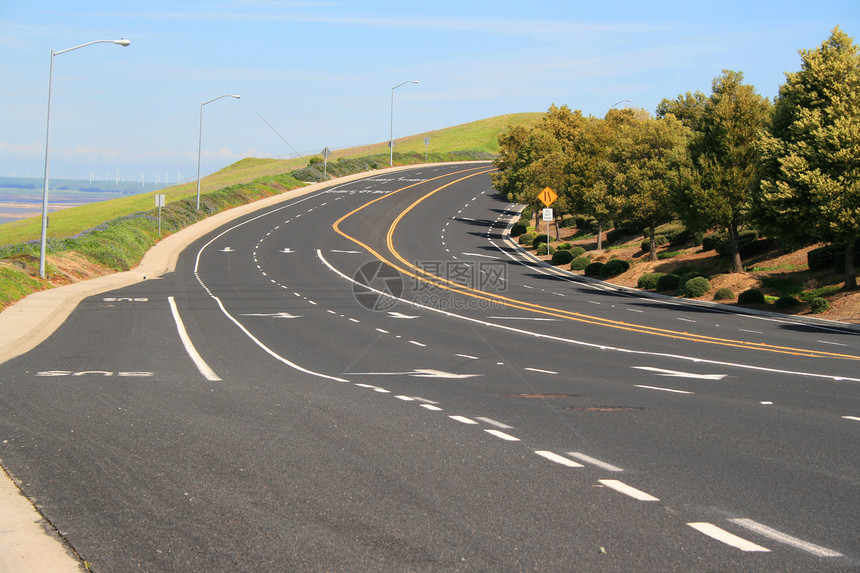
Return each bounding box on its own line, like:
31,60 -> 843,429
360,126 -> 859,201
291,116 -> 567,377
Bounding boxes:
532,234 -> 550,247
637,272 -> 666,290
713,288 -> 734,301
520,208 -> 533,222
551,249 -> 574,266
536,243 -> 556,256
518,232 -> 537,246
640,235 -> 668,252
774,295 -> 801,309
810,297 -> 831,314
584,262 -> 604,277
656,273 -> 681,292
680,276 -> 711,298
510,222 -> 528,237
701,232 -> 725,252
569,246 -> 586,257
556,242 -> 572,250
738,288 -> 766,305
570,256 -> 591,271
599,258 -> 630,278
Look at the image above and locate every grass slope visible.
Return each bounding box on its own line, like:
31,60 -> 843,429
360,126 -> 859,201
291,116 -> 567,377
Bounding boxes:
0,113 -> 540,247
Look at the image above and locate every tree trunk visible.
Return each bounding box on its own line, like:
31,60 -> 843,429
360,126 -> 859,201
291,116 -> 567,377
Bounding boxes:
844,240 -> 857,291
648,223 -> 657,262
728,222 -> 743,273
596,220 -> 604,250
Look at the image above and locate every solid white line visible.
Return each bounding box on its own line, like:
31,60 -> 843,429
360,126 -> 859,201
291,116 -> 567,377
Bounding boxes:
524,367 -> 558,374
535,451 -> 584,467
485,429 -> 520,441
316,251 -> 860,383
635,384 -> 693,394
567,452 -> 623,472
688,522 -> 770,552
167,297 -> 221,381
598,479 -> 659,501
728,518 -> 843,557
449,415 -> 478,425
475,417 -> 513,429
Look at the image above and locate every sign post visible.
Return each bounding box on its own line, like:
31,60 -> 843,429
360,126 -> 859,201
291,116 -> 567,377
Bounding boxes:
322,147 -> 331,179
155,194 -> 165,237
537,187 -> 558,242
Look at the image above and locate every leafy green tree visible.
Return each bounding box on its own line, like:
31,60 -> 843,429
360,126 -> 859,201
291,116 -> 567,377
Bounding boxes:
563,111 -> 631,249
674,70 -> 771,273
611,111 -> 691,260
755,27 -> 860,290
656,91 -> 708,131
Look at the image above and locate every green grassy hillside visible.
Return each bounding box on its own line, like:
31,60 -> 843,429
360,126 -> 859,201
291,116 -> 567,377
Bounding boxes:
0,113 -> 540,246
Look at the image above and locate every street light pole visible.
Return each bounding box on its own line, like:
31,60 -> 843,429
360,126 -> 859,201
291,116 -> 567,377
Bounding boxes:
39,38 -> 130,279
389,80 -> 418,167
196,94 -> 241,210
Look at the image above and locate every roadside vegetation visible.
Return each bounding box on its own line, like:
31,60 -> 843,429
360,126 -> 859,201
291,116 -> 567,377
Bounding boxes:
0,109 -> 528,310
495,27 -> 858,319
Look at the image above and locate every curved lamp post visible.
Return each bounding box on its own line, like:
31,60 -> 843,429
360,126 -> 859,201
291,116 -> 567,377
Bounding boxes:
196,94 -> 241,210
389,80 -> 418,167
39,38 -> 130,278
605,99 -> 632,116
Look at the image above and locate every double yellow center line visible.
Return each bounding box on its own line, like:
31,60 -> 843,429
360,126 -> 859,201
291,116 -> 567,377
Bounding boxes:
333,167 -> 859,362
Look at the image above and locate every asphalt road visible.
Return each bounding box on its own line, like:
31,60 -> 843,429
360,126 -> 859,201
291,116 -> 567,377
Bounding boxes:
0,163 -> 857,571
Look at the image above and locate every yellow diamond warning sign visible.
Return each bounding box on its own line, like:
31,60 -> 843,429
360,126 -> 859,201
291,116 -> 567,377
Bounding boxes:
538,187 -> 557,207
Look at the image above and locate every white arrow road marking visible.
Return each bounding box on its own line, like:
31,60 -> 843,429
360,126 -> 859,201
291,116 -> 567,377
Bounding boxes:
344,369 -> 482,379
219,247 -> 234,252
238,312 -> 302,319
633,366 -> 727,380
687,522 -> 770,552
387,311 -> 420,319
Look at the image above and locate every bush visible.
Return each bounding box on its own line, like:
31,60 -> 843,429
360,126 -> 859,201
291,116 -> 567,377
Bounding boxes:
656,273 -> 681,292
808,243 -> 860,273
584,262 -> 604,277
556,242 -> 572,250
738,288 -> 766,305
551,249 -> 574,265
715,230 -> 762,257
599,258 -> 630,278
569,246 -> 586,257
774,296 -> 801,309
701,232 -> 726,252
810,297 -> 831,314
536,243 -> 556,256
520,207 -> 533,222
510,222 -> 528,237
713,288 -> 734,301
532,234 -> 550,247
680,276 -> 711,298
637,272 -> 666,290
570,256 -> 591,271
519,232 -> 537,246
657,251 -> 683,260
641,235 -> 668,252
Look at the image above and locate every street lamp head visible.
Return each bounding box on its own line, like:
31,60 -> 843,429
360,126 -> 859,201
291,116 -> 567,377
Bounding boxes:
114,39 -> 131,47
231,95 -> 242,99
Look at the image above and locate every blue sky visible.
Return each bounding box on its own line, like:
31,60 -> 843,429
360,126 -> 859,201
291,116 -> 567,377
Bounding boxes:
1,1 -> 857,182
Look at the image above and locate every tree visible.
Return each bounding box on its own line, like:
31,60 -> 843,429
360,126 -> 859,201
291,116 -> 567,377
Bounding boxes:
656,91 -> 707,131
674,70 -> 771,273
563,112 -> 630,250
755,27 -> 860,290
611,111 -> 691,260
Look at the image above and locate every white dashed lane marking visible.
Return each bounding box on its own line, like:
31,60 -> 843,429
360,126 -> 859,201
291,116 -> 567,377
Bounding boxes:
728,518 -> 843,558
535,451 -> 584,467
688,522 -> 770,552
598,479 -> 659,502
